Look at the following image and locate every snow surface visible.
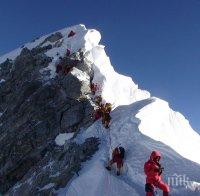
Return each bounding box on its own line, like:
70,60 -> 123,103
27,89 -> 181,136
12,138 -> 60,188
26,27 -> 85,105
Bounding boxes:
71,68 -> 90,82
1,24 -> 200,195
85,44 -> 150,107
136,97 -> 200,164
55,133 -> 74,146
39,183 -> 55,191
58,99 -> 200,196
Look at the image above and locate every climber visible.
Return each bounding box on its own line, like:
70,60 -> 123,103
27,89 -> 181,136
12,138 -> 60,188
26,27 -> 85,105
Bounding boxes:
94,95 -> 102,106
56,64 -> 62,73
64,65 -> 73,75
102,109 -> 111,129
90,83 -> 98,95
93,108 -> 102,121
144,151 -> 170,196
66,49 -> 71,56
106,146 -> 125,176
68,30 -> 76,38
104,103 -> 112,113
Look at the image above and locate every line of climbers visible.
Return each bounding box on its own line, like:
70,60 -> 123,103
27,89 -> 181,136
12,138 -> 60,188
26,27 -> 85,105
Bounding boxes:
55,30 -> 76,75
89,60 -> 169,195
54,28 -> 170,195
91,85 -> 169,195
90,83 -> 112,129
56,61 -> 74,75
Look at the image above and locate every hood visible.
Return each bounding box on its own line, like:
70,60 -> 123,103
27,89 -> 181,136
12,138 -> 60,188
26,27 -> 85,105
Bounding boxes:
150,151 -> 161,160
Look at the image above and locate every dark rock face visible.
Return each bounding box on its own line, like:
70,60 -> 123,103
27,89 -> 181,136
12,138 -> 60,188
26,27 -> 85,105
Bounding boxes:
61,102 -> 84,132
0,43 -> 97,194
39,32 -> 63,47
0,58 -> 13,81
8,137 -> 100,196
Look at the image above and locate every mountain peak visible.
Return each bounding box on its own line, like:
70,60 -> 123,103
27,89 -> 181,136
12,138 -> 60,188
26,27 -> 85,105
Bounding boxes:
0,24 -> 200,195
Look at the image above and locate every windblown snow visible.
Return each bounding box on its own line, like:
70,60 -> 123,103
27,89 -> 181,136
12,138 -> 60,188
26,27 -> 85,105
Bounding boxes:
1,24 -> 200,196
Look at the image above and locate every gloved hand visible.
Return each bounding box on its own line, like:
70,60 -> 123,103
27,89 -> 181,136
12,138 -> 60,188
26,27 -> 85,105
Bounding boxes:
158,167 -> 164,175
154,166 -> 164,175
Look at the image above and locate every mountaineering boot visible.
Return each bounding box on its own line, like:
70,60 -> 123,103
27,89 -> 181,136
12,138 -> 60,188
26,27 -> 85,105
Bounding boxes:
105,125 -> 109,129
163,192 -> 169,196
106,166 -> 111,171
146,193 -> 153,196
116,171 -> 120,176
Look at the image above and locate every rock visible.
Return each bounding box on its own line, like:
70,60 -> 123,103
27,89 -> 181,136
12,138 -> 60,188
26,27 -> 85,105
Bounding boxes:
40,32 -> 63,46
31,45 -> 53,56
8,138 -> 100,196
0,58 -> 13,80
0,40 -> 97,194
60,102 -> 84,132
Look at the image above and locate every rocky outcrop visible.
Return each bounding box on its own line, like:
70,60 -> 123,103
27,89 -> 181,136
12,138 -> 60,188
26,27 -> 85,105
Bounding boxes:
0,41 -> 98,194
8,137 -> 100,196
39,32 -> 63,47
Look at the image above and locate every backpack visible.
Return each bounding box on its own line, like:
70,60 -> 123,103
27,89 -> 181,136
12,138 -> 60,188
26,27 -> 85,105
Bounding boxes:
119,147 -> 125,159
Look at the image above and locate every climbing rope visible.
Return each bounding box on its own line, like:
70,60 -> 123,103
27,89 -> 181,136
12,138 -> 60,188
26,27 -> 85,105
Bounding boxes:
106,127 -> 112,196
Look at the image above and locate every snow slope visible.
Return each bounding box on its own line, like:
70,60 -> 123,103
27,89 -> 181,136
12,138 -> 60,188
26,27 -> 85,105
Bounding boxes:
85,44 -> 150,107
1,24 -> 200,195
72,24 -> 200,165
58,99 -> 200,196
136,98 -> 200,164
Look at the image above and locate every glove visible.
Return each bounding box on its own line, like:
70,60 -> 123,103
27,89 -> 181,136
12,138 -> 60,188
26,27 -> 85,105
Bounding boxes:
158,167 -> 164,175
154,167 -> 164,175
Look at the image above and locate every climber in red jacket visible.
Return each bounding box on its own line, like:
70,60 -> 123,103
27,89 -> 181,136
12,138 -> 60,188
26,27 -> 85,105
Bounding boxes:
68,30 -> 76,38
93,108 -> 102,121
144,151 -> 170,196
66,49 -> 71,56
106,147 -> 125,176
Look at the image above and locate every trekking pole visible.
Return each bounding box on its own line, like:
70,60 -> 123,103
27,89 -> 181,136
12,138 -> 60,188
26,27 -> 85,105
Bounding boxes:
116,143 -> 121,148
110,143 -> 121,151
154,188 -> 158,196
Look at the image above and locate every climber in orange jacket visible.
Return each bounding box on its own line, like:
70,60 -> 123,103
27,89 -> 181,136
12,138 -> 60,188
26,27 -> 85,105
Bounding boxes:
144,151 -> 170,196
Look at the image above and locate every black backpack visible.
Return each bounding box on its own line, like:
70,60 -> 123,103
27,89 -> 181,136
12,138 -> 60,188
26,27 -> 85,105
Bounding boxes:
119,147 -> 125,159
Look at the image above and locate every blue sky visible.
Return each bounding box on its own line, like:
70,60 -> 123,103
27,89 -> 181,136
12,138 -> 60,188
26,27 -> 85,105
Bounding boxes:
0,0 -> 199,132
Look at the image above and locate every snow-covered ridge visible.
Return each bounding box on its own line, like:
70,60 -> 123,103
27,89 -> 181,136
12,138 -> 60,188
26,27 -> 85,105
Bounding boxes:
136,97 -> 200,164
1,24 -> 200,195
59,99 -> 200,196
0,24 -> 85,64
1,24 -> 200,166
67,25 -> 200,165
85,44 -> 150,107
0,24 -> 150,106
